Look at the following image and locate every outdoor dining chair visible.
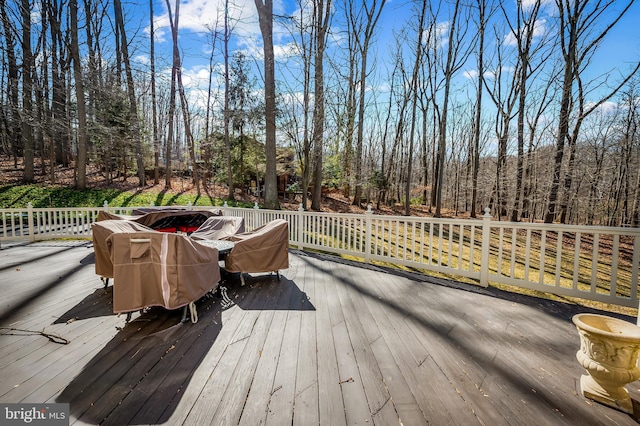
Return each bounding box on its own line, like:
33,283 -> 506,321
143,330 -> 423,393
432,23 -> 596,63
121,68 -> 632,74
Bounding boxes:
223,219 -> 289,285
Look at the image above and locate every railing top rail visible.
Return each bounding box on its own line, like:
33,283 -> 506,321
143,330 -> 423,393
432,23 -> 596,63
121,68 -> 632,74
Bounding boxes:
486,219 -> 640,235
3,204 -> 638,234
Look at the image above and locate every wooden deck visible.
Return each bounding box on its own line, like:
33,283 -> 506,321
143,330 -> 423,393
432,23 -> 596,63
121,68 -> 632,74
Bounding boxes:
1,240 -> 640,425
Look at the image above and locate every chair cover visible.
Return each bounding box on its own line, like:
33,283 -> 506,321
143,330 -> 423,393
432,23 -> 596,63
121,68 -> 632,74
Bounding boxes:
91,220 -> 157,278
224,219 -> 289,274
106,232 -> 220,314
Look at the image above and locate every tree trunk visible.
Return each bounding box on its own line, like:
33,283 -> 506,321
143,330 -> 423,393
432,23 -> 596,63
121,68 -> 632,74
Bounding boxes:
352,0 -> 386,207
545,0 -> 638,223
255,0 -> 279,209
470,0 -> 487,218
310,0 -> 331,211
300,4 -> 312,210
114,0 -> 145,187
434,0 -> 464,218
404,0 -> 426,216
70,0 -> 87,189
224,0 -> 234,200
163,0 -> 179,190
165,0 -> 200,196
48,0 -> 69,170
0,0 -> 21,168
22,0 -> 34,182
150,0 -> 160,185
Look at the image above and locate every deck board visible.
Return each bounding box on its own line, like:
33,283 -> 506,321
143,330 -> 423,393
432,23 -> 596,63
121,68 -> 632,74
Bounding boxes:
1,241 -> 640,425
334,260 -> 398,425
237,274 -> 296,425
292,252 -> 320,426
314,256 -> 347,426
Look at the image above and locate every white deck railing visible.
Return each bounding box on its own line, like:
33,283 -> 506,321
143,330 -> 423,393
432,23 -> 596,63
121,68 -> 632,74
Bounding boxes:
2,203 -> 639,312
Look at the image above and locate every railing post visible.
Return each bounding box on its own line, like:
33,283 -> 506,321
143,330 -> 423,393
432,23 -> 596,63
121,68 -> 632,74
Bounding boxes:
187,201 -> 192,210
297,205 -> 304,250
479,207 -> 492,288
27,202 -> 35,242
364,204 -> 373,263
103,200 -> 109,212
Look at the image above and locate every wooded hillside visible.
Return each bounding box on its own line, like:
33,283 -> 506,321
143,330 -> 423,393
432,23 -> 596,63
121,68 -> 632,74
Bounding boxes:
1,0 -> 639,226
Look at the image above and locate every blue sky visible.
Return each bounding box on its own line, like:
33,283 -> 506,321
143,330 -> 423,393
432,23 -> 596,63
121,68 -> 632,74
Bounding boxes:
124,0 -> 640,118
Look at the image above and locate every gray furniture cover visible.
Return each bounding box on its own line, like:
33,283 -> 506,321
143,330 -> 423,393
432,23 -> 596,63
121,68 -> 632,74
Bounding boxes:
105,231 -> 220,314
189,216 -> 246,241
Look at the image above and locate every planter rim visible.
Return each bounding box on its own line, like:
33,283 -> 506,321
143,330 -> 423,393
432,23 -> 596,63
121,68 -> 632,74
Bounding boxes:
573,313 -> 640,341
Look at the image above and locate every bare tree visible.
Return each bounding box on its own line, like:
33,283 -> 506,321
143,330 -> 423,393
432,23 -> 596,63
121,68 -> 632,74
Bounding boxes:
47,0 -> 70,172
164,0 -> 179,190
224,0 -> 234,199
1,0 -> 20,168
150,0 -> 160,184
483,27 -> 520,220
348,0 -> 386,207
432,0 -> 473,217
114,0 -> 145,186
500,0 -> 550,221
520,74 -> 556,221
21,0 -> 34,182
310,0 -> 332,211
335,1 -> 358,200
293,1 -> 313,209
70,0 -> 87,188
610,84 -> 639,226
404,0 -> 426,216
469,0 -> 494,217
203,18 -> 221,185
545,0 -> 640,223
163,0 -> 201,196
255,0 -> 280,209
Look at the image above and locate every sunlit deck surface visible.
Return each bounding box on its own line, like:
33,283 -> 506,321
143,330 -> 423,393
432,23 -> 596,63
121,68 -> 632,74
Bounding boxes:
2,240 -> 640,425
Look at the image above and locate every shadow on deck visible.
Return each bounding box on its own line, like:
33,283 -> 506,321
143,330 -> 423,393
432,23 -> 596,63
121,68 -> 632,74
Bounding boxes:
1,241 -> 640,425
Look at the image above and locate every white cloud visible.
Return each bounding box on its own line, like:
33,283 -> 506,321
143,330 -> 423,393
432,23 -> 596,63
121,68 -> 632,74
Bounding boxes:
587,100 -> 618,115
521,0 -> 556,12
482,66 -> 514,80
134,55 -> 151,66
153,0 -> 260,44
153,0 -> 290,51
503,18 -> 547,47
463,70 -> 478,79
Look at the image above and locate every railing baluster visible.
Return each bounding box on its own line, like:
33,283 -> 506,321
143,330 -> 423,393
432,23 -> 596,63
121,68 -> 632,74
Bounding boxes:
632,237 -> 639,316
573,233 -> 581,291
524,229 -> 532,282
457,224 -> 463,271
539,230 -> 546,285
510,228 -> 517,278
436,222 -> 443,266
555,231 -> 563,288
429,222 -> 434,265
469,225 -> 476,272
591,233 -> 600,294
611,235 -> 619,297
498,228 -> 504,276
